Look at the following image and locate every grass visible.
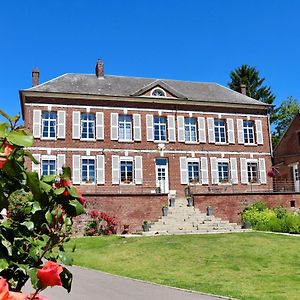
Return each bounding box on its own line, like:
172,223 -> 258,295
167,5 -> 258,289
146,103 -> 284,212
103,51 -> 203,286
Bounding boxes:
65,232 -> 300,300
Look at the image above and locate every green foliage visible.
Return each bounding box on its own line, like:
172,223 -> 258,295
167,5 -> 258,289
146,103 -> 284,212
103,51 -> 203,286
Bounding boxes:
0,111 -> 85,295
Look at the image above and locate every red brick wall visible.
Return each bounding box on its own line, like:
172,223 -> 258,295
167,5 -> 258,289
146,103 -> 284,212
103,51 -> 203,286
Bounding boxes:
193,192 -> 300,224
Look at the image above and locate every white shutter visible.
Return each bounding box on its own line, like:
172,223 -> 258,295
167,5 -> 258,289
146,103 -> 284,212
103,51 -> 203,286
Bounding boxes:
33,110 -> 41,138
146,115 -> 154,141
57,111 -> 66,139
240,158 -> 248,184
259,158 -> 267,184
96,155 -> 105,184
134,156 -> 143,184
72,155 -> 81,184
72,111 -> 81,139
210,157 -> 218,184
237,119 -> 244,144
96,112 -> 104,140
167,115 -> 176,142
57,154 -> 65,174
179,157 -> 188,184
112,155 -> 120,184
110,113 -> 119,141
32,154 -> 41,177
230,158 -> 238,184
177,116 -> 185,142
198,117 -> 206,143
201,157 -> 209,184
227,118 -> 235,144
133,114 -> 141,141
255,120 -> 264,145
207,118 -> 215,143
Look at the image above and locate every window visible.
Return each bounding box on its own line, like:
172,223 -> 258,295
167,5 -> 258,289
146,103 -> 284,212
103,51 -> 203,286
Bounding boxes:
120,160 -> 133,183
243,121 -> 255,144
42,112 -> 56,138
151,88 -> 166,97
81,114 -> 95,139
119,115 -> 132,141
185,118 -> 197,142
247,162 -> 258,183
82,158 -> 95,183
42,159 -> 56,176
218,162 -> 229,182
214,119 -> 226,143
188,161 -> 200,183
154,116 -> 167,141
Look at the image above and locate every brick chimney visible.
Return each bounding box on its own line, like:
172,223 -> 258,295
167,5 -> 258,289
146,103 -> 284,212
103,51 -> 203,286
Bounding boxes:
95,59 -> 104,78
32,68 -> 40,87
240,84 -> 246,95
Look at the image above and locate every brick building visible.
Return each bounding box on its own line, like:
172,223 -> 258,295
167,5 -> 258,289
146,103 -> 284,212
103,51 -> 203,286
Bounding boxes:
273,112 -> 300,192
19,60 -> 275,231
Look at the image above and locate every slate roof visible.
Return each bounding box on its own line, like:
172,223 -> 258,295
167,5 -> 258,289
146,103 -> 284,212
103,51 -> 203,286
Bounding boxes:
24,74 -> 267,107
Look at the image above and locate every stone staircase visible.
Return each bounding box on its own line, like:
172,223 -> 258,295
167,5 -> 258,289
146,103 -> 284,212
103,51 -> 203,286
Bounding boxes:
143,198 -> 245,235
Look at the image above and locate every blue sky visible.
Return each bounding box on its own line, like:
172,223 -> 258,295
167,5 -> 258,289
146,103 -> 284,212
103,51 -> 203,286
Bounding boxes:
0,0 -> 299,120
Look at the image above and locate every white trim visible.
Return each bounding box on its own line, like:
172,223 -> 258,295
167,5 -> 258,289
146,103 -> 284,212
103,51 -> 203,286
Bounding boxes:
25,103 -> 268,119
150,87 -> 166,97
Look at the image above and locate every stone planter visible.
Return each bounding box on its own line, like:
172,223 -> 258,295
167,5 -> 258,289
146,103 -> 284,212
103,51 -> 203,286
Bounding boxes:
243,221 -> 251,229
187,197 -> 194,207
169,198 -> 175,207
162,207 -> 169,216
207,206 -> 213,216
142,223 -> 150,232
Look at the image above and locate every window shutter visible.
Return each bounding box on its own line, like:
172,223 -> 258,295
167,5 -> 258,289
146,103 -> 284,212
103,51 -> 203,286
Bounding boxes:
133,114 -> 141,141
32,154 -> 41,177
210,157 -> 218,184
72,111 -> 81,139
237,119 -> 244,144
112,155 -> 120,184
110,113 -> 119,141
198,117 -> 206,143
177,116 -> 185,142
230,158 -> 238,184
179,157 -> 188,184
207,118 -> 215,143
201,157 -> 209,184
227,118 -> 235,144
96,155 -> 105,184
33,110 -> 41,138
96,112 -> 104,140
167,115 -> 176,142
259,158 -> 267,184
72,155 -> 81,184
240,158 -> 248,184
134,156 -> 143,184
255,120 -> 263,145
146,115 -> 154,141
56,154 -> 65,174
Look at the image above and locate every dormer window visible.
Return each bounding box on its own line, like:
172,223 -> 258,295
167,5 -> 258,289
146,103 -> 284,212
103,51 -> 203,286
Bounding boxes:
151,88 -> 166,97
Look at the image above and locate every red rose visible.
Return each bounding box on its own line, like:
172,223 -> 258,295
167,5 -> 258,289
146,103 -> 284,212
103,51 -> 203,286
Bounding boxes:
74,187 -> 85,205
37,261 -> 63,287
0,144 -> 14,169
90,209 -> 99,218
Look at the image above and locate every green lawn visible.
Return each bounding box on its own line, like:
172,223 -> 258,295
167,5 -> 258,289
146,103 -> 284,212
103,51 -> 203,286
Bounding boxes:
66,232 -> 300,300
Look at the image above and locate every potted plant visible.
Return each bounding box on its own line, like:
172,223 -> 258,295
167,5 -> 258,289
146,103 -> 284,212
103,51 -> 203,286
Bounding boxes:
162,205 -> 169,216
142,220 -> 150,232
187,197 -> 194,207
207,205 -> 213,216
184,185 -> 191,197
155,186 -> 161,194
169,197 -> 175,207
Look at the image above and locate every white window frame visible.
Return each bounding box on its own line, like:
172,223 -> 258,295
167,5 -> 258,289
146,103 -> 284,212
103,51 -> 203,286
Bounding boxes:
185,117 -> 197,143
214,119 -> 227,144
187,158 -> 200,183
154,116 -> 167,142
246,159 -> 259,184
243,120 -> 255,144
81,156 -> 96,184
217,159 -> 229,183
118,115 -> 133,141
81,113 -> 95,140
151,87 -> 166,97
120,157 -> 134,184
41,111 -> 57,140
41,155 -> 56,176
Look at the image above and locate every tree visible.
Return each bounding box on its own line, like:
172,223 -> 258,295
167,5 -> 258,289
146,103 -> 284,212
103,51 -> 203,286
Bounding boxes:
272,96 -> 300,148
228,65 -> 276,121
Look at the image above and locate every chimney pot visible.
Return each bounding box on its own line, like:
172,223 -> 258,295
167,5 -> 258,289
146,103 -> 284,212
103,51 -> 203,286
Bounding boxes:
32,68 -> 40,87
95,59 -> 104,78
240,84 -> 246,95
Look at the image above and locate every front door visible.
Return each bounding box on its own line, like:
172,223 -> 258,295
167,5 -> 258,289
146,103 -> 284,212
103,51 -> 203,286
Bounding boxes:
292,164 -> 300,192
155,158 -> 169,193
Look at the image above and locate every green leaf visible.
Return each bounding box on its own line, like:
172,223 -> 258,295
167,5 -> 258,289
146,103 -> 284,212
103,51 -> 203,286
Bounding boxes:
54,187 -> 66,195
0,122 -> 9,139
27,172 -> 41,201
28,267 -> 39,288
69,200 -> 84,215
24,150 -> 39,163
58,251 -> 73,266
61,166 -> 71,180
60,267 -> 73,293
40,181 -> 52,192
7,129 -> 33,147
32,201 -> 41,214
21,221 -> 34,231
0,110 -> 11,121
0,258 -> 9,269
69,186 -> 78,198
10,113 -> 20,123
45,211 -> 52,224
41,174 -> 56,183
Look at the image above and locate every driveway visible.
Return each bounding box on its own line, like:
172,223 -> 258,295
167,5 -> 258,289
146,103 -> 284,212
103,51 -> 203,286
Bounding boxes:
38,266 -> 226,300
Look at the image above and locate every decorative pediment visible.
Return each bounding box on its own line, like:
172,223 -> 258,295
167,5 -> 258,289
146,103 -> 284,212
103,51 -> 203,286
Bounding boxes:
131,80 -> 187,99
